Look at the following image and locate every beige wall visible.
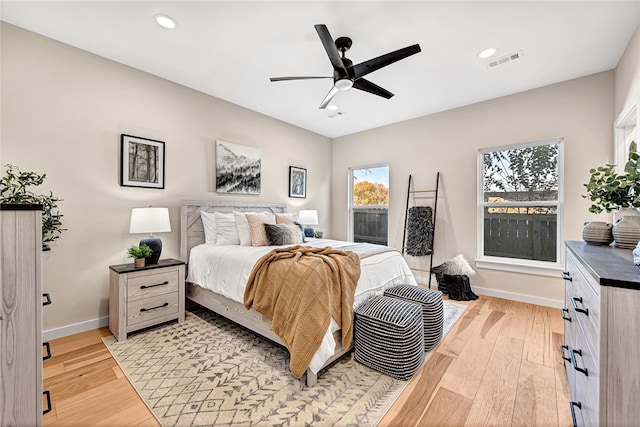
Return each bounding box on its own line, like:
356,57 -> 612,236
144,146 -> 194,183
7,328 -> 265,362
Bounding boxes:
615,25 -> 640,117
1,23 -> 332,333
332,71 -> 615,306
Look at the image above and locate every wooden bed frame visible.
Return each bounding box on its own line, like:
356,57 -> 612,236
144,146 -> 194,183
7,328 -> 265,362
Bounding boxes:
180,200 -> 350,386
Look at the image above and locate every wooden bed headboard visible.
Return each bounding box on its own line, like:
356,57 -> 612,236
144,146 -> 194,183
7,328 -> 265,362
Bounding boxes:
180,200 -> 288,262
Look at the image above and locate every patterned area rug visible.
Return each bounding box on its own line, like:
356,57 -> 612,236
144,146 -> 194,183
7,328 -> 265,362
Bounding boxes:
103,300 -> 466,426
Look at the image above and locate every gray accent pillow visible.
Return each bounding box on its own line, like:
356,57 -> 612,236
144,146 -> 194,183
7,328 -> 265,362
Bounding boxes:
264,223 -> 303,246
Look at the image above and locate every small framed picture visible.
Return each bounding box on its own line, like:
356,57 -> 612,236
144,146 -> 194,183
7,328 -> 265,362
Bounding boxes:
289,166 -> 307,198
120,134 -> 165,189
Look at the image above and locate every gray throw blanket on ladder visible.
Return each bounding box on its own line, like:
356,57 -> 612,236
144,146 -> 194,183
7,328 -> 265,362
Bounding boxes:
405,206 -> 433,256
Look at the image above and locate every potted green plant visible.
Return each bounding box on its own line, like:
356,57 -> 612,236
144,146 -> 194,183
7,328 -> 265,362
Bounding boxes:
583,141 -> 640,213
0,164 -> 65,250
127,244 -> 153,268
583,141 -> 640,248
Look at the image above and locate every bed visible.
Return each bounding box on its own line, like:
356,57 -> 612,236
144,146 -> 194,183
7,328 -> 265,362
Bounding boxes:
180,200 -> 417,386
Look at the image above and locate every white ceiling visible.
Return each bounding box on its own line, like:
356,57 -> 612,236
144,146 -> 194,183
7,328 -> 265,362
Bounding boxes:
2,1 -> 639,138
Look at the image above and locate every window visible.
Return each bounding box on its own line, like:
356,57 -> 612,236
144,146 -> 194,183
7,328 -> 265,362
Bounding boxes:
478,138 -> 563,274
349,165 -> 389,245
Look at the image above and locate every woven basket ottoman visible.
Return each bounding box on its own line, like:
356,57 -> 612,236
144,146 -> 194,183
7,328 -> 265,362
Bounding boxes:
384,284 -> 444,351
354,295 -> 425,380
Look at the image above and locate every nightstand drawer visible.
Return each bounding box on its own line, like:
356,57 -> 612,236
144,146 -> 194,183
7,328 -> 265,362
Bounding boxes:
127,269 -> 179,301
127,292 -> 179,326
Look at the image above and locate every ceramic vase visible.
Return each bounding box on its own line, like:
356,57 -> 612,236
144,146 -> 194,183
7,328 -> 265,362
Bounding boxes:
612,208 -> 640,249
582,221 -> 613,245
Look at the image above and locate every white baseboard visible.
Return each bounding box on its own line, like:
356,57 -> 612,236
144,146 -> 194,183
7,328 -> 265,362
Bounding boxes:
41,287 -> 562,341
472,286 -> 563,309
43,316 -> 109,342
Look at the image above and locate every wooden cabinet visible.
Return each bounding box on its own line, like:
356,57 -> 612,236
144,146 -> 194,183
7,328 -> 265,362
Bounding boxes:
0,205 -> 43,427
563,241 -> 640,426
109,259 -> 185,341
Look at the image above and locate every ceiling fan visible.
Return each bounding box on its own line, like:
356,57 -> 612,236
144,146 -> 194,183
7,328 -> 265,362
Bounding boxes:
270,24 -> 421,109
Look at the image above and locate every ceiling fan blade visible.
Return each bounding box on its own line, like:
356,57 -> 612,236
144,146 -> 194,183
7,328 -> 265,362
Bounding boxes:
352,44 -> 421,79
352,78 -> 394,99
270,76 -> 333,82
314,24 -> 348,76
319,85 -> 340,109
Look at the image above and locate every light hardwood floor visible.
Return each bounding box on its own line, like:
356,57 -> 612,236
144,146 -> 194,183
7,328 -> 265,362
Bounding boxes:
43,295 -> 571,426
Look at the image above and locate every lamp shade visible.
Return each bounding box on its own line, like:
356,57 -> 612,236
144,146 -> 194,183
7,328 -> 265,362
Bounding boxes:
129,207 -> 171,234
129,207 -> 171,266
298,209 -> 318,225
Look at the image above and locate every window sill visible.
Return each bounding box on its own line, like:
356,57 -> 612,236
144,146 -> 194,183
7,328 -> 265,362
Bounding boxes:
475,257 -> 564,278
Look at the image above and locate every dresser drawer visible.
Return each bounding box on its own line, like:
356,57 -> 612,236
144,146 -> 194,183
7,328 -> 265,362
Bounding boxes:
573,329 -> 599,426
566,315 -> 600,426
565,252 -> 600,358
127,292 -> 180,326
127,269 -> 180,301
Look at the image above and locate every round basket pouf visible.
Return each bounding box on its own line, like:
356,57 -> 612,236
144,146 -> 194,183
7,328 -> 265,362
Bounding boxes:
354,295 -> 424,380
384,284 -> 444,351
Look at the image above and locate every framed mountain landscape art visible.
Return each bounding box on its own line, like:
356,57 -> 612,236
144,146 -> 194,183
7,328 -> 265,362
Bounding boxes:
120,134 -> 165,189
215,140 -> 261,195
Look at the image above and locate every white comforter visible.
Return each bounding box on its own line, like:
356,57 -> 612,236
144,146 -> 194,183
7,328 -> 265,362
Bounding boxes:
187,238 -> 417,373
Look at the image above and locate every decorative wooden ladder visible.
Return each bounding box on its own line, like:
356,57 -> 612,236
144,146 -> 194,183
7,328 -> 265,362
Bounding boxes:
401,172 -> 440,287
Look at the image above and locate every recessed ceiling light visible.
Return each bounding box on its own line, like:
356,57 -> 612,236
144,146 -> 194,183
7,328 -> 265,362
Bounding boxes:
478,47 -> 498,59
327,105 -> 338,111
154,14 -> 177,29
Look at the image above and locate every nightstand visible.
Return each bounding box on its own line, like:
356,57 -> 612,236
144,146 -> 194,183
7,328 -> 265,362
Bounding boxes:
109,258 -> 185,341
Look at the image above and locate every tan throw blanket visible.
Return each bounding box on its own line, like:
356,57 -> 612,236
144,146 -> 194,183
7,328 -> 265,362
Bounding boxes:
244,245 -> 361,378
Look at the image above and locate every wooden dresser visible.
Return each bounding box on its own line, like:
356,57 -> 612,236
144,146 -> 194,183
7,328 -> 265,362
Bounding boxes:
563,241 -> 640,427
0,205 -> 43,426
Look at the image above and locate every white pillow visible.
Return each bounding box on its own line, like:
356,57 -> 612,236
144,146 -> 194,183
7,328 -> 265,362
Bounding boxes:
214,212 -> 240,245
200,211 -> 217,244
234,211 -> 253,246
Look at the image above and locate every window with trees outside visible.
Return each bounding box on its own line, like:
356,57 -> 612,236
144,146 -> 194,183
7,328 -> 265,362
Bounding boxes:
350,165 -> 389,245
478,138 -> 563,272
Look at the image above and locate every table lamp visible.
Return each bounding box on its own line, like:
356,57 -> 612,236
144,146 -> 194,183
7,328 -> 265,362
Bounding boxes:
298,209 -> 318,238
129,207 -> 171,265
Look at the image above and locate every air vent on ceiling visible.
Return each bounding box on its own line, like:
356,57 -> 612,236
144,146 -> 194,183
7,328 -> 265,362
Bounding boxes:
487,51 -> 523,69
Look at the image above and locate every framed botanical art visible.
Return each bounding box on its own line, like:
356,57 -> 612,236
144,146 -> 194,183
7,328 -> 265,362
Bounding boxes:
289,166 -> 307,198
120,134 -> 165,189
215,140 -> 261,195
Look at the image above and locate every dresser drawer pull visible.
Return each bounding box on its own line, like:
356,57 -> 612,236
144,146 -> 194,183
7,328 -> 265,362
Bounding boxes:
570,401 -> 582,427
571,296 -> 589,316
561,308 -> 572,322
561,345 -> 571,362
562,271 -> 573,281
43,341 -> 52,361
43,390 -> 52,415
140,302 -> 169,312
571,349 -> 589,376
140,280 -> 169,290
42,293 -> 52,306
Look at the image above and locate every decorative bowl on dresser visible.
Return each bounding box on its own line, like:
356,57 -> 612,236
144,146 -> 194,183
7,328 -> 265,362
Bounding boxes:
562,241 -> 640,427
109,258 -> 185,341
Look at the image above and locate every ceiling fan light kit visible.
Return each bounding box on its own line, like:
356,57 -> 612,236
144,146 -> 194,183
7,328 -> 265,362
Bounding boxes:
270,24 -> 421,110
334,78 -> 353,91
